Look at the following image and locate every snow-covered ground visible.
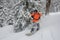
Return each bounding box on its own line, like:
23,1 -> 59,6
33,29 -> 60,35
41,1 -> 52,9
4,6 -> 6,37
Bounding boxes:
0,12 -> 60,40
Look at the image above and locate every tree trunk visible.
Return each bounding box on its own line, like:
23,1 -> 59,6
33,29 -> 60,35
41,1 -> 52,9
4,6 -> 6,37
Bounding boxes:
45,0 -> 51,15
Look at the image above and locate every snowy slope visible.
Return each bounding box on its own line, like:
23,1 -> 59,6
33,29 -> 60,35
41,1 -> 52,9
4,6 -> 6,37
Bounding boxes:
0,12 -> 60,40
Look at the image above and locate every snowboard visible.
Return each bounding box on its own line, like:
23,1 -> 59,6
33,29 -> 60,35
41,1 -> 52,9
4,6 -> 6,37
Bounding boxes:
26,30 -> 37,36
25,29 -> 38,36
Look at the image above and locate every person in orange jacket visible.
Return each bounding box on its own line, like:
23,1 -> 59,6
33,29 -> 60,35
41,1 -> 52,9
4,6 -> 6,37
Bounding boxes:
31,10 -> 42,23
30,10 -> 42,33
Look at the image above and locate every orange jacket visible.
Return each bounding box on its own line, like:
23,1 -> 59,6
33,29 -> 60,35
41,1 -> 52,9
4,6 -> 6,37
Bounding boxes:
31,12 -> 42,23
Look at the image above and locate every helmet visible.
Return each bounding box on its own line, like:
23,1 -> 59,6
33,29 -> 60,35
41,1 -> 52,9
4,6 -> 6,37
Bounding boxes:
30,8 -> 38,13
34,10 -> 38,12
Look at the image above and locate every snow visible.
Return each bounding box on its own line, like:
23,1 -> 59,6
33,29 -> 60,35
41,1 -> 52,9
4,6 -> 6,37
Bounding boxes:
0,12 -> 60,40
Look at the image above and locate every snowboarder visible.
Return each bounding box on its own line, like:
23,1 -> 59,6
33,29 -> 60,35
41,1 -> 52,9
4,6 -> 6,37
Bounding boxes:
25,9 -> 42,36
26,9 -> 42,35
